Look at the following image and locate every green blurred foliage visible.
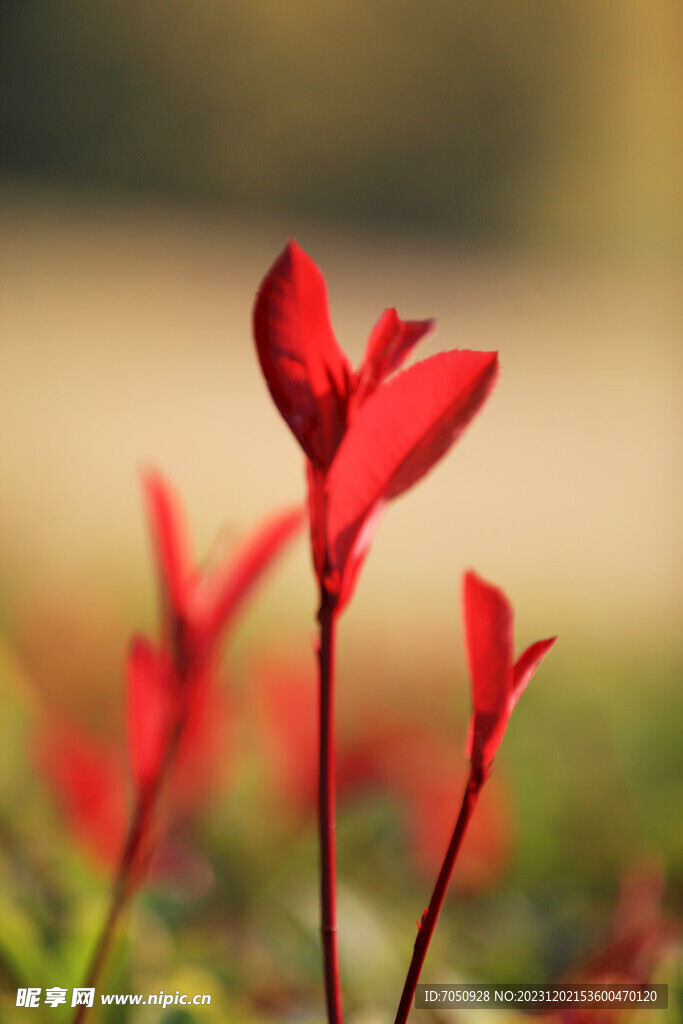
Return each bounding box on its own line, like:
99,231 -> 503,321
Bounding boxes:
0,605 -> 680,1020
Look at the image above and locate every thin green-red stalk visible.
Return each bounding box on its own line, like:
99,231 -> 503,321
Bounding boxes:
317,587 -> 343,1024
394,766 -> 484,1024
70,711 -> 185,1024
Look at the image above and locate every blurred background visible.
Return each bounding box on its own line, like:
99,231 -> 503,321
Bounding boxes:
0,2 -> 681,1021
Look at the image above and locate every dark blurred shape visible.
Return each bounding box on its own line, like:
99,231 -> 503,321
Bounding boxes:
0,2 -> 580,240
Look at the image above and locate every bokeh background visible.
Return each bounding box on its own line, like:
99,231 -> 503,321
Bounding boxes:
0,3 -> 681,1021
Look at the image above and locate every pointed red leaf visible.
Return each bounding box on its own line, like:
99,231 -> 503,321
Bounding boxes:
356,308 -> 435,405
253,240 -> 355,469
191,505 -> 303,642
142,471 -> 193,619
511,636 -> 557,711
463,571 -> 513,771
127,637 -> 176,790
255,663 -> 318,817
326,350 -> 498,580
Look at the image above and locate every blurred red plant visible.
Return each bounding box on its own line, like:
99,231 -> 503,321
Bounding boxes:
35,680 -> 230,882
33,471 -> 302,1024
549,865 -> 678,1024
35,723 -> 128,871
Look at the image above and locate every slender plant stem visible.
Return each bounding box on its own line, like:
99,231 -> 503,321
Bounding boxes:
394,766 -> 484,1024
317,588 -> 343,1024
70,715 -> 185,1024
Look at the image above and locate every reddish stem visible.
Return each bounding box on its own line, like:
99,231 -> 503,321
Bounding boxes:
70,714 -> 185,1024
394,765 -> 484,1024
318,588 -> 344,1024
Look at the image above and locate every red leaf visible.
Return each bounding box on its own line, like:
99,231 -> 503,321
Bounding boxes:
255,663 -> 319,817
191,505 -> 303,642
355,308 -> 435,405
463,572 -> 556,773
127,637 -> 176,790
253,239 -> 355,469
35,724 -> 127,868
326,350 -> 498,580
511,636 -> 557,711
143,470 -> 193,619
463,571 -> 513,771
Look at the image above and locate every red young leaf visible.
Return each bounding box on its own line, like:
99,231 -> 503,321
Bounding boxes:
253,239 -> 355,469
127,638 -> 176,791
355,308 -> 435,405
191,505 -> 303,642
463,571 -> 514,771
463,571 -> 556,773
143,471 -> 194,619
512,636 -> 557,711
326,350 -> 498,580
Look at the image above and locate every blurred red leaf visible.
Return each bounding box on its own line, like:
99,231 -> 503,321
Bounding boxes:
35,724 -> 127,869
192,505 -> 304,643
143,470 -> 302,658
143,470 -> 194,623
255,664 -> 318,818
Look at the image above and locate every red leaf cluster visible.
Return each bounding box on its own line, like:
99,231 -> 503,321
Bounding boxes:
254,240 -> 498,609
